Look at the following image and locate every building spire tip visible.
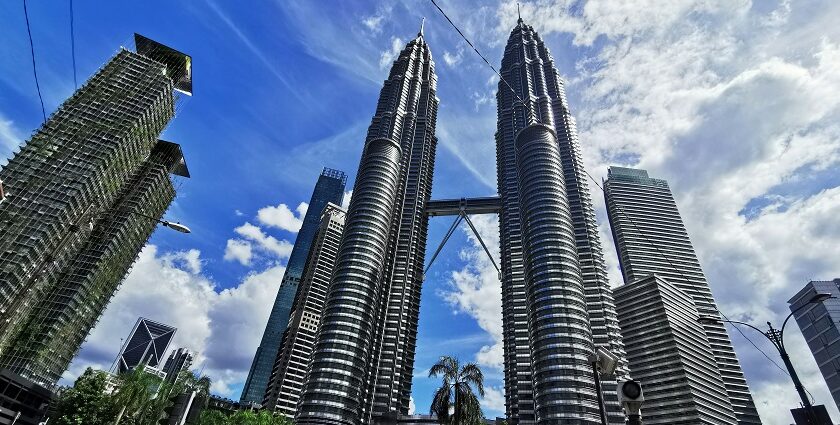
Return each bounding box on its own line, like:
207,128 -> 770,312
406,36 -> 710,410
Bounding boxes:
419,17 -> 425,37
517,2 -> 523,23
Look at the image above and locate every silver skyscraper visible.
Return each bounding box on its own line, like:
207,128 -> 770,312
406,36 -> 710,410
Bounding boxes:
604,167 -> 761,424
297,27 -> 437,424
264,203 -> 346,416
496,19 -> 628,424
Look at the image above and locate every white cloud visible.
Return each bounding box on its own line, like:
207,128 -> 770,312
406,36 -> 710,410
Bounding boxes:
163,249 -> 202,274
443,49 -> 463,67
234,209 -> 244,217
66,245 -> 284,398
233,222 -> 293,259
439,215 -> 504,370
495,0 -> 840,422
408,396 -> 416,415
341,190 -> 353,210
481,386 -> 505,416
0,115 -> 22,165
223,239 -> 253,266
257,202 -> 308,233
379,37 -> 405,69
363,15 -> 385,33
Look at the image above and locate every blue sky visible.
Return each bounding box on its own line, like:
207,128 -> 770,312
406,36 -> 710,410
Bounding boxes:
2,1 -> 840,423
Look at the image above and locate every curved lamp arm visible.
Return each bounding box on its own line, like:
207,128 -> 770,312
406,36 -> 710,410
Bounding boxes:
780,294 -> 834,348
698,316 -> 777,349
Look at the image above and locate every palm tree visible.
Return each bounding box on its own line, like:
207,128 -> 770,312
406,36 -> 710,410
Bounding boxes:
111,366 -> 161,425
429,356 -> 485,425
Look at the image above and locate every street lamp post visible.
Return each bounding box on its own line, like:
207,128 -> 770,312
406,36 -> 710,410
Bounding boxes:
699,292 -> 832,424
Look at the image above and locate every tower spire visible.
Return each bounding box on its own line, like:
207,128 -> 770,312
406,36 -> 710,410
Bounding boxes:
517,2 -> 523,23
418,17 -> 425,37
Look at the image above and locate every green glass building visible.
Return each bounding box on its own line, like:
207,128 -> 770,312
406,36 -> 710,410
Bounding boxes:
0,35 -> 191,387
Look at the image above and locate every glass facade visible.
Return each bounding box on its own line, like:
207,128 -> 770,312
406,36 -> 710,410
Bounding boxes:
239,168 -> 346,404
789,279 -> 840,414
297,30 -> 438,424
605,166 -> 761,424
496,20 -> 627,424
263,203 -> 346,415
615,275 -> 737,424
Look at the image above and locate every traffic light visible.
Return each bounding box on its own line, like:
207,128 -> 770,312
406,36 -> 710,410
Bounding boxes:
618,380 -> 644,424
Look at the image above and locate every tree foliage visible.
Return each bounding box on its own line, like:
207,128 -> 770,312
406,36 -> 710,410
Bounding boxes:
429,356 -> 485,425
50,368 -> 117,425
50,366 -> 214,425
198,409 -> 294,425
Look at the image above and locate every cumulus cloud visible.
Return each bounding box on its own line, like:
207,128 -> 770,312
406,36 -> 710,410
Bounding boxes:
439,215 -> 504,370
234,222 -> 293,259
481,386 -> 506,416
65,246 -> 284,398
485,0 -> 840,422
223,239 -> 253,266
257,202 -> 308,233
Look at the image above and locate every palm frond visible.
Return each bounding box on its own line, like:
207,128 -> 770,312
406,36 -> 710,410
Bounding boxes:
430,385 -> 452,424
460,362 -> 485,397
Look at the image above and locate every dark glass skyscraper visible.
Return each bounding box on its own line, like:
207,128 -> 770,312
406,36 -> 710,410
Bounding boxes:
495,19 -> 628,424
604,167 -> 761,424
789,279 -> 840,414
297,27 -> 437,424
240,168 -> 346,404
0,35 -> 191,387
114,318 -> 177,374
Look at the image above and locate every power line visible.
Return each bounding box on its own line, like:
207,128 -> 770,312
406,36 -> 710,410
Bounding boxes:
70,0 -> 77,88
429,0 -> 530,118
428,0 -> 794,384
23,0 -> 47,123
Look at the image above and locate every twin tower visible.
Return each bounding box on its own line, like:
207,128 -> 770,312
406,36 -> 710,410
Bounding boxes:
298,20 -> 626,424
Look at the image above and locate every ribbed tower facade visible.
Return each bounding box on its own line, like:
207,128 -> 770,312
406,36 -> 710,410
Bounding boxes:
241,168 -> 346,405
604,167 -> 761,424
614,275 -> 737,424
0,35 -> 191,387
297,29 -> 437,424
264,203 -> 346,415
496,19 -> 628,424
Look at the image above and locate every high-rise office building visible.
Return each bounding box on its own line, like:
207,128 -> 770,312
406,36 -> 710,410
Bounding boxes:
604,167 -> 760,424
0,34 -> 191,387
114,317 -> 177,373
614,275 -> 737,424
162,347 -> 194,383
297,26 -> 438,424
495,19 -> 627,423
240,168 -> 346,404
263,203 -> 346,415
789,278 -> 840,413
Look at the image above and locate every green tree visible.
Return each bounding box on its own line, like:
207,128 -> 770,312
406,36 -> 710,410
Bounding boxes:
199,409 -> 293,425
198,409 -> 228,425
111,366 -> 164,425
50,367 -> 117,425
429,356 -> 485,425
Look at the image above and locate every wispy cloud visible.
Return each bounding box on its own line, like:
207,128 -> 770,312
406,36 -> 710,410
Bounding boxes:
204,0 -> 307,103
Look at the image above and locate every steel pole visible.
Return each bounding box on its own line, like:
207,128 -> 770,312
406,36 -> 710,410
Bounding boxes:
592,361 -> 607,425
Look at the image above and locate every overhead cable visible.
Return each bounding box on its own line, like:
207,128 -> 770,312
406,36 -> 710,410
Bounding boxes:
429,0 -> 793,382
23,0 -> 47,123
